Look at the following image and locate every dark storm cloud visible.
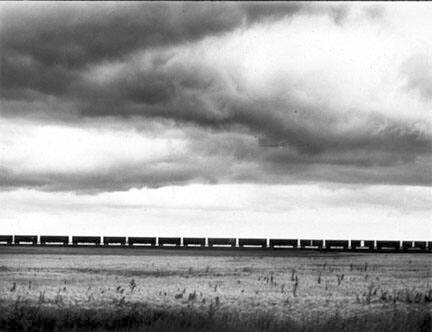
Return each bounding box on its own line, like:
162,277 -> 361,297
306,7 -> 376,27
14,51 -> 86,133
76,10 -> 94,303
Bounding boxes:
0,2 -> 430,191
1,129 -> 430,193
1,2 -> 306,66
1,2 -> 345,96
1,45 -> 431,190
69,53 -> 430,161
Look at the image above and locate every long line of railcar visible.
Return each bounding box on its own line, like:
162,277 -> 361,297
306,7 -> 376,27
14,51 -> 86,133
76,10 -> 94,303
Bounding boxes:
0,235 -> 430,252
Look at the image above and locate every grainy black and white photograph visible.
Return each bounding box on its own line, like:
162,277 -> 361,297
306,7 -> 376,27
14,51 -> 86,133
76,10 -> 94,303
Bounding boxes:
0,1 -> 431,331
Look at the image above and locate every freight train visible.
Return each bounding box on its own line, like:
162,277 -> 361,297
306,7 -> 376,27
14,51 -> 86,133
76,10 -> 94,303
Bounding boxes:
0,235 -> 430,252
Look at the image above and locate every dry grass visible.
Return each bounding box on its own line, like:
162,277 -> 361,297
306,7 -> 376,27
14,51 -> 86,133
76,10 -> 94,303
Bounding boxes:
0,300 -> 430,332
0,249 -> 431,331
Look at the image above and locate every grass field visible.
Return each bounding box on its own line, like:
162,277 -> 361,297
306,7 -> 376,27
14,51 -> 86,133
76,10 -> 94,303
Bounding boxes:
0,247 -> 431,331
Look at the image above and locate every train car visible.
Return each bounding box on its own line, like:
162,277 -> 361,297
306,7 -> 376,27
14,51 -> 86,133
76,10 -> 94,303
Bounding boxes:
208,238 -> 236,247
325,240 -> 349,250
428,242 -> 432,252
414,241 -> 427,251
269,239 -> 298,248
402,241 -> 414,251
300,239 -> 323,249
72,236 -> 101,246
312,240 -> 324,248
402,241 -> 427,252
238,238 -> 267,248
183,237 -> 206,247
158,237 -> 181,247
40,235 -> 69,245
376,240 -> 400,251
0,235 -> 13,245
351,240 -> 374,251
103,236 -> 126,246
364,240 -> 375,250
128,237 -> 156,246
14,235 -> 38,245
350,240 -> 361,250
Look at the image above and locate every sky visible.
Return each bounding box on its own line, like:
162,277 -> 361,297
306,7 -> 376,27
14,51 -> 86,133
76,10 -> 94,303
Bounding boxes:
0,2 -> 431,240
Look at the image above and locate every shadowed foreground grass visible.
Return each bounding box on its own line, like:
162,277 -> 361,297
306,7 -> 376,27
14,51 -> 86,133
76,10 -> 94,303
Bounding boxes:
0,302 -> 430,332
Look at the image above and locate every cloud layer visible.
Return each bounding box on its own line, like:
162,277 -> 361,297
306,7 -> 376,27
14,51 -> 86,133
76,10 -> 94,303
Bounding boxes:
1,2 -> 431,192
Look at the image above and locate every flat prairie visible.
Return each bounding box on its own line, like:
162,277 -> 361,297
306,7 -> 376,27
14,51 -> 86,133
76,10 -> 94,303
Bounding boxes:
0,247 -> 431,332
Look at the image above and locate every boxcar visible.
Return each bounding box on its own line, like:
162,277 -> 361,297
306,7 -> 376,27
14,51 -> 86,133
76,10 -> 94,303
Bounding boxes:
0,235 -> 13,245
269,239 -> 298,248
350,240 -> 362,250
128,237 -> 156,246
103,236 -> 126,246
402,241 -> 414,251
363,240 -> 375,250
183,237 -> 206,247
72,236 -> 101,245
158,237 -> 181,247
40,235 -> 69,245
376,240 -> 400,251
238,238 -> 267,248
413,241 -> 427,251
14,235 -> 38,245
208,238 -> 236,247
403,241 -> 427,251
325,240 -> 349,250
300,239 -> 323,249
